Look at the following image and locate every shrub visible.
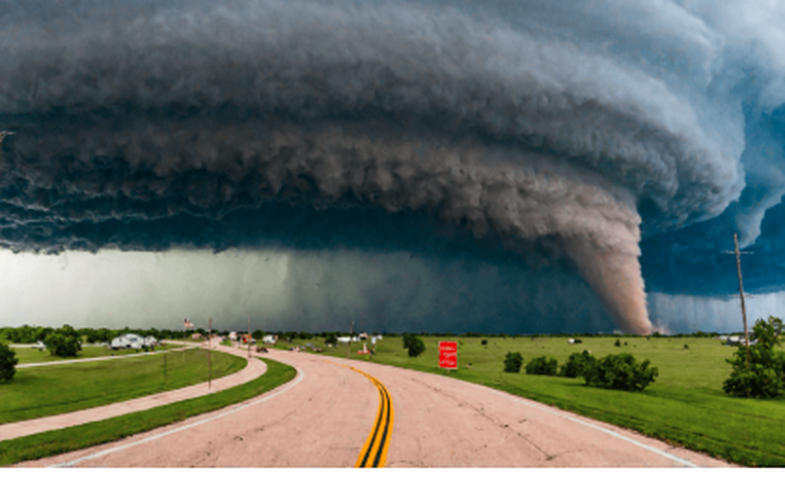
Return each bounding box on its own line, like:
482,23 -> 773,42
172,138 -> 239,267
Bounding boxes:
525,356 -> 559,375
481,339 -> 488,346
560,350 -> 596,378
325,333 -> 338,345
402,334 -> 425,358
45,325 -> 82,358
0,342 -> 18,382
582,353 -> 658,391
723,317 -> 785,399
614,339 -> 621,347
503,352 -> 523,373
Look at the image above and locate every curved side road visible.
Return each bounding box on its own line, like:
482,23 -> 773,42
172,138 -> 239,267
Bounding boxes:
0,343 -> 264,442
17,345 -> 196,368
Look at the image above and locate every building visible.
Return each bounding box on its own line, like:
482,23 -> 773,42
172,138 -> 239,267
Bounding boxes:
110,333 -> 155,350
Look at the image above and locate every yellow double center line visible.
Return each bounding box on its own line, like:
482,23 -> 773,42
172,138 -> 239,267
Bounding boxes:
351,366 -> 394,468
325,360 -> 394,467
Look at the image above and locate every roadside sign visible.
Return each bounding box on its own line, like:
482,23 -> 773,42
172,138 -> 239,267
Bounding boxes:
438,341 -> 458,369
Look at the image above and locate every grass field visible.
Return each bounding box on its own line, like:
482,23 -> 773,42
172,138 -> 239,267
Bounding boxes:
13,344 -> 178,365
0,357 -> 296,466
276,335 -> 785,467
0,348 -> 246,424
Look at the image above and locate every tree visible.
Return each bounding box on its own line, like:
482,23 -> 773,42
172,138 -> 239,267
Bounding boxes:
45,325 -> 82,357
481,339 -> 488,346
582,353 -> 658,391
0,342 -> 18,382
402,334 -> 425,357
560,350 -> 596,378
723,317 -> 785,399
525,356 -> 559,375
504,352 -> 523,373
325,333 -> 338,345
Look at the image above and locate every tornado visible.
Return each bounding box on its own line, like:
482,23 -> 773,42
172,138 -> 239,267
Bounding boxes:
1,0 -> 763,333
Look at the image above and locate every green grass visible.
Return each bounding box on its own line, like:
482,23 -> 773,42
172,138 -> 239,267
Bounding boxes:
0,357 -> 296,466
280,335 -> 785,467
13,344 -> 178,365
0,348 -> 246,424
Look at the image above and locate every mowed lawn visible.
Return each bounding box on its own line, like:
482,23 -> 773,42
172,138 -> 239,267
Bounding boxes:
284,335 -> 785,467
0,348 -> 246,424
13,344 -> 178,365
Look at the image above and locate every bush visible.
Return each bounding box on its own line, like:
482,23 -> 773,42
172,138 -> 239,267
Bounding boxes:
525,356 -> 559,375
325,333 -> 338,345
614,339 -> 621,347
723,317 -> 785,399
504,352 -> 523,373
45,325 -> 82,358
402,334 -> 425,358
582,353 -> 658,391
0,342 -> 18,382
560,350 -> 596,378
481,339 -> 488,346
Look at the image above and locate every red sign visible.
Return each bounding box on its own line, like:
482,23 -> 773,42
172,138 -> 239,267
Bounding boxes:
438,341 -> 458,369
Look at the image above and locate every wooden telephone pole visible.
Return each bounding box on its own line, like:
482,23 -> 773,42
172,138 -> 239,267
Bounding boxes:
208,318 -> 213,390
725,233 -> 751,367
347,320 -> 355,359
247,315 -> 252,360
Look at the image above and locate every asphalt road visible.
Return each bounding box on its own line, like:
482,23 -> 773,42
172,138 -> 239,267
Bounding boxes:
17,348 -> 733,467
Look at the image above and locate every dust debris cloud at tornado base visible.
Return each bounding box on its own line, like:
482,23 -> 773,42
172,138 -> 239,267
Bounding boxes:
1,0 -> 785,334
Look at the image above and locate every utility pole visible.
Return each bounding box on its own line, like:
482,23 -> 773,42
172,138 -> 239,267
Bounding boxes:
208,318 -> 213,390
724,233 -> 751,368
347,319 -> 355,359
247,315 -> 251,360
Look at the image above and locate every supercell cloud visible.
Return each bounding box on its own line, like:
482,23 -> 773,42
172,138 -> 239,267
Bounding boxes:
1,0 -> 784,333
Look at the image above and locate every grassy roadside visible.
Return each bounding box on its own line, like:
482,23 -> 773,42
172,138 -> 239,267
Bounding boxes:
13,344 -> 179,365
0,357 -> 296,466
278,335 -> 785,467
1,348 -> 245,424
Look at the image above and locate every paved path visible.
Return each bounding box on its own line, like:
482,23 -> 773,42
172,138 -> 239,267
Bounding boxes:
17,345 -> 196,368
15,349 -> 734,467
0,342 -> 264,442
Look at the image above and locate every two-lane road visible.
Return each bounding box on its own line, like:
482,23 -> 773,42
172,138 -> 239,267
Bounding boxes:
17,348 -> 733,467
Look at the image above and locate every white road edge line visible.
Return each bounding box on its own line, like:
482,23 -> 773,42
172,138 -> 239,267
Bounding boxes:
493,389 -> 697,467
49,363 -> 304,468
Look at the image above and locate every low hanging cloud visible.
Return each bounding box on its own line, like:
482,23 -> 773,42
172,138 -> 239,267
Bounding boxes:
1,0 -> 784,333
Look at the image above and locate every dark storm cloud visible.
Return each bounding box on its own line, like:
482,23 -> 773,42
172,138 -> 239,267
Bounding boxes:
1,0 -> 784,333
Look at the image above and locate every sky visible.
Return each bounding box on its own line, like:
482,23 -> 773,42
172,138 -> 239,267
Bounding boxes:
1,0 -> 784,335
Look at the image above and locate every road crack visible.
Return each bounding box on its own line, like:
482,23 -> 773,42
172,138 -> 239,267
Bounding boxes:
408,376 -> 556,462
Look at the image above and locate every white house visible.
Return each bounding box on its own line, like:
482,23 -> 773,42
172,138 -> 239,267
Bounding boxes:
110,333 -> 147,350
